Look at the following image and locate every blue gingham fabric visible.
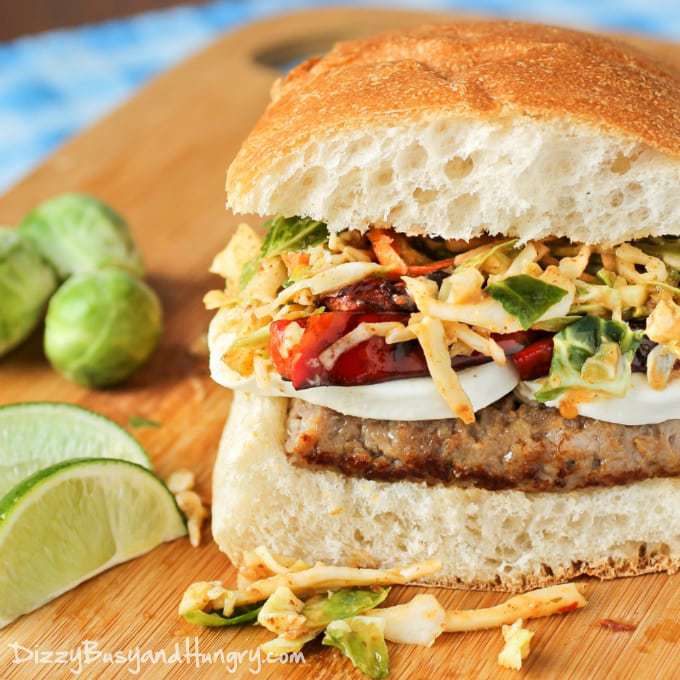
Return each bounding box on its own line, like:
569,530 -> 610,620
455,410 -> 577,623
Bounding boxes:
1,0 -> 680,194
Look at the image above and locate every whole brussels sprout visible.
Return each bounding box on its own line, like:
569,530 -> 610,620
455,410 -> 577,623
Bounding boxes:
20,193 -> 144,279
0,228 -> 57,357
44,269 -> 162,387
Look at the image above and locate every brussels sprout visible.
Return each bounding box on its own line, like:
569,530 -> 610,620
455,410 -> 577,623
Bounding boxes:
0,228 -> 57,357
534,315 -> 642,402
44,269 -> 162,387
20,193 -> 144,279
323,616 -> 389,679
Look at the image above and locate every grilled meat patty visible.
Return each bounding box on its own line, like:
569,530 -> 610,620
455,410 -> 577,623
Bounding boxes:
285,396 -> 680,492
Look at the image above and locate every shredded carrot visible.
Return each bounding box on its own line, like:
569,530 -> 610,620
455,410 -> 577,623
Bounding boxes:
407,259 -> 457,276
367,229 -> 408,275
368,229 -> 455,276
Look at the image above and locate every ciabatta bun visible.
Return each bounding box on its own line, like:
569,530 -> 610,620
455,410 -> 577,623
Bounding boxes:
212,392 -> 680,592
226,21 -> 680,244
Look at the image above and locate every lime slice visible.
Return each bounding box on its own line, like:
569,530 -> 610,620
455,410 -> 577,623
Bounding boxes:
0,458 -> 186,628
0,402 -> 151,499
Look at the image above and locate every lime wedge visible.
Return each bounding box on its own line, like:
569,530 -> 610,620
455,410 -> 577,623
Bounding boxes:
0,402 -> 151,499
0,458 -> 186,628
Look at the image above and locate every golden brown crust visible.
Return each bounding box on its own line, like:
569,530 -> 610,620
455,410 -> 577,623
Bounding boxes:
419,550 -> 680,593
227,20 -> 680,197
226,549 -> 680,594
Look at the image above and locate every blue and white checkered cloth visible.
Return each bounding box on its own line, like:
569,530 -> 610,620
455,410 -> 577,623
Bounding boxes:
2,0 -> 680,194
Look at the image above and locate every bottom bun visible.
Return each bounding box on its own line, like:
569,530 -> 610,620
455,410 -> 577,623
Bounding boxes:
212,392 -> 680,592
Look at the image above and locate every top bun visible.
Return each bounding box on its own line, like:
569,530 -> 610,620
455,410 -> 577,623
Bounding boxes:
227,21 -> 680,244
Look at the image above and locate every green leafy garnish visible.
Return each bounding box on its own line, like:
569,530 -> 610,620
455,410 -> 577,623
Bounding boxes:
535,315 -> 642,402
487,274 -> 568,330
303,588 -> 390,628
323,616 -> 389,679
458,238 -> 518,270
569,303 -> 609,317
240,215 -> 328,288
128,416 -> 161,429
531,315 -> 581,332
182,603 -> 263,628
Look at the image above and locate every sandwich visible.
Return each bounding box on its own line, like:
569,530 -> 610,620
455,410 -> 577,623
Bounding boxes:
206,20 -> 680,591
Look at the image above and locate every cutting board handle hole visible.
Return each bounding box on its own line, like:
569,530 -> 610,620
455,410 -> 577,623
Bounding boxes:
254,32 -> 355,72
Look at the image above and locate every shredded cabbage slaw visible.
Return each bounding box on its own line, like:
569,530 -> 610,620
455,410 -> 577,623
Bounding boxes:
206,219 -> 680,422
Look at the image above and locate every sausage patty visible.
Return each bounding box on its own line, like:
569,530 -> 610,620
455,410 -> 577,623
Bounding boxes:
284,396 -> 680,492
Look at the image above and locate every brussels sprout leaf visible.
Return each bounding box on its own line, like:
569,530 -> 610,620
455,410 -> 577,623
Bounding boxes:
302,587 -> 390,629
531,316 -> 581,333
535,315 -> 642,402
240,216 -> 328,287
181,603 -> 262,628
323,616 -> 389,679
487,274 -> 568,329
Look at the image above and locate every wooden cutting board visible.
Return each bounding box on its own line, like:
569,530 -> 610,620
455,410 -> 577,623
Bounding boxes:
1,7 -> 679,679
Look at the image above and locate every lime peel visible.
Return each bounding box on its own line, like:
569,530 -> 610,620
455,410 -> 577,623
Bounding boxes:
0,401 -> 151,500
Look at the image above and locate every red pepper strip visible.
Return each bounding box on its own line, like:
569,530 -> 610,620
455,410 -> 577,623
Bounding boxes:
510,337 -> 554,380
447,331 -> 536,371
331,334 -> 428,386
270,312 -> 425,389
270,312 -> 355,382
492,331 -> 535,356
271,313 -> 545,389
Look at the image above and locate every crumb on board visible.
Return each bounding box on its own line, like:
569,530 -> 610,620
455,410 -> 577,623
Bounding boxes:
498,619 -> 535,671
599,618 -> 637,633
165,468 -> 209,547
167,468 -> 195,494
176,490 -> 210,548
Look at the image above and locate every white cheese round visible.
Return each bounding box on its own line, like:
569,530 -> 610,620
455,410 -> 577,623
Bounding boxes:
211,329 -> 519,421
269,362 -> 520,421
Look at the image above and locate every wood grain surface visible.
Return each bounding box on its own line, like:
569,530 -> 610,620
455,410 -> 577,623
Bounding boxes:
0,0 -> 208,41
1,8 -> 679,680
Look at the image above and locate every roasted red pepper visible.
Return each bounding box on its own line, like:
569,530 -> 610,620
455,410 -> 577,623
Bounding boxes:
270,312 -> 428,389
331,334 -> 427,386
511,337 -> 554,380
445,331 -> 536,371
319,277 -> 416,313
270,312 -> 545,389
